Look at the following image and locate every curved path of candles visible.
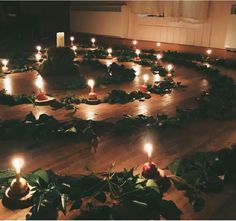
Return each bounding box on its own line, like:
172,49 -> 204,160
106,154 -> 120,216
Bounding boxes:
0,58 -> 236,219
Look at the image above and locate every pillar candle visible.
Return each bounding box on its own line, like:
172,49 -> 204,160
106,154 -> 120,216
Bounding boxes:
56,32 -> 65,47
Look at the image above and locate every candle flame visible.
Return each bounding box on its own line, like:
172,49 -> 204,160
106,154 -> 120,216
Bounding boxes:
156,54 -> 162,60
167,64 -> 173,72
91,38 -> 96,43
2,59 -> 9,66
135,49 -> 141,56
70,36 -> 74,41
36,45 -> 42,52
133,40 -> 137,45
88,79 -> 95,89
107,48 -> 112,54
35,75 -> 44,89
206,49 -> 212,55
143,74 -> 149,83
12,157 -> 24,174
157,42 -> 161,47
144,143 -> 153,158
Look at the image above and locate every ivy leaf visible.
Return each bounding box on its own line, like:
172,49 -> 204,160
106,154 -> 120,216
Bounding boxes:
159,200 -> 182,220
70,199 -> 82,211
95,192 -> 107,203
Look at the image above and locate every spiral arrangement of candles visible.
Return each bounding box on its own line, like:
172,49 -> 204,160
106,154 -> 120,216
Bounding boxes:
2,157 -> 32,209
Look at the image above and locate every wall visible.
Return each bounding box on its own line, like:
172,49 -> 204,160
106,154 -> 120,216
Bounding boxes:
70,1 -> 235,50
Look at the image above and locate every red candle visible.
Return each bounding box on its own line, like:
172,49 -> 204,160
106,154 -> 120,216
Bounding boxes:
140,84 -> 147,93
37,89 -> 47,101
88,92 -> 97,100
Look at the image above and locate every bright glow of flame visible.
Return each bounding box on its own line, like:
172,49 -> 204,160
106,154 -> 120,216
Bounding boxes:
206,49 -> 212,55
167,64 -> 173,72
133,40 -> 137,45
135,49 -> 141,56
72,45 -> 77,51
107,48 -> 112,54
12,157 -> 24,174
156,54 -> 162,60
91,38 -> 96,43
36,45 -> 42,52
35,75 -> 44,89
70,36 -> 74,41
157,42 -> 161,47
35,53 -> 42,62
2,59 -> 9,66
88,79 -> 95,90
143,74 -> 149,83
144,143 -> 153,159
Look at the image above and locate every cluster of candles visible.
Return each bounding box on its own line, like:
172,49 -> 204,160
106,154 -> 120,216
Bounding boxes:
2,141 -> 163,209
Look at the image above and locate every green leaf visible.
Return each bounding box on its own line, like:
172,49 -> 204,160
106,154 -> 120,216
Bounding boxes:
159,200 -> 182,220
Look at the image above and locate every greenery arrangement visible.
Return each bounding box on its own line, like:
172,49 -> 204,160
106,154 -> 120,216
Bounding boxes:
0,145 -> 235,219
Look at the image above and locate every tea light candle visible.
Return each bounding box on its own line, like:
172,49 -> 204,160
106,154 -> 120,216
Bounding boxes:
36,45 -> 42,53
135,49 -> 141,61
2,59 -> 9,73
133,40 -> 137,47
206,49 -> 212,55
156,54 -> 162,62
56,32 -> 65,47
107,48 -> 112,58
70,36 -> 75,46
88,79 -> 97,100
91,38 -> 96,47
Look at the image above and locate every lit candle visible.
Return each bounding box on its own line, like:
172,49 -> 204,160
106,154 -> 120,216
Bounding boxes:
56,32 -> 65,47
36,45 -> 42,54
135,49 -> 141,61
72,45 -> 77,54
107,48 -> 112,58
166,64 -> 173,78
132,40 -> 137,47
156,54 -> 162,62
2,59 -> 9,73
12,157 -> 24,183
88,79 -> 97,100
3,77 -> 12,94
35,75 -> 47,100
157,42 -> 161,47
142,143 -> 160,179
35,53 -> 42,62
70,36 -> 75,46
91,38 -> 96,47
140,74 -> 149,93
206,49 -> 212,55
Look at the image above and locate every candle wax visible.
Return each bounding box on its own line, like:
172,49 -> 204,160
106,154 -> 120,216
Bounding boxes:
140,84 -> 147,93
88,92 -> 97,100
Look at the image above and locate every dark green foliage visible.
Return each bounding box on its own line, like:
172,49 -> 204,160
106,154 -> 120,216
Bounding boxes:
40,47 -> 81,76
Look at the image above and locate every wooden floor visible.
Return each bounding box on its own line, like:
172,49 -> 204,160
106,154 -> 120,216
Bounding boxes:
0,58 -> 236,219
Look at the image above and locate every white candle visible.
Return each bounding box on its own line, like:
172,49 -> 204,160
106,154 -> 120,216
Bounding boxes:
70,36 -> 74,46
35,53 -> 42,62
56,32 -> 65,47
2,59 -> 9,73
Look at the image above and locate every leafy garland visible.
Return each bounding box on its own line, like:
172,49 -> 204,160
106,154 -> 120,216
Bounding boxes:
0,145 -> 235,219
